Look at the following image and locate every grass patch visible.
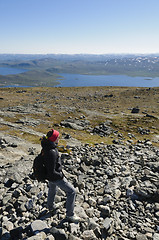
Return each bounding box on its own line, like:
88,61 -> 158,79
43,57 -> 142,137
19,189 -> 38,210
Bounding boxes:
8,129 -> 41,144
1,86 -> 159,147
0,125 -> 10,132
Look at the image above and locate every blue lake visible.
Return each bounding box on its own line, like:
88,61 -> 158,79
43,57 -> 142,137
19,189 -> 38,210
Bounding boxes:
0,67 -> 27,75
56,73 -> 159,88
0,66 -> 159,87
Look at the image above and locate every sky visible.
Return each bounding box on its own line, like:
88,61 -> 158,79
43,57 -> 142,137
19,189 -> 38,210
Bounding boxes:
0,0 -> 159,55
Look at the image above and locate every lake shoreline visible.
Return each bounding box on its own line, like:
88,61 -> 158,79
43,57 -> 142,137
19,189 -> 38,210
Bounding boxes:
0,66 -> 159,88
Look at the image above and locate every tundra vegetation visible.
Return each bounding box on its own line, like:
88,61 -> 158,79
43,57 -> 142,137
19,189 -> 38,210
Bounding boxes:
0,86 -> 159,146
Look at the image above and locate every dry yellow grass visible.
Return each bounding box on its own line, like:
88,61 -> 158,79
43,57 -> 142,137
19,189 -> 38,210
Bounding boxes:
0,86 -> 159,146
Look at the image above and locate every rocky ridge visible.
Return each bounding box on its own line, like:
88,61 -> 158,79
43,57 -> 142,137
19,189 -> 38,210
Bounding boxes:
0,134 -> 159,240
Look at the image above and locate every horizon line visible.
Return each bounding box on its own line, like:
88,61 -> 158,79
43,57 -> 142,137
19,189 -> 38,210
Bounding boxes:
0,52 -> 159,56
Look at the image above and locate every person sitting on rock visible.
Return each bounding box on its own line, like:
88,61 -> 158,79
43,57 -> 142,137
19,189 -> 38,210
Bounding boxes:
41,129 -> 79,223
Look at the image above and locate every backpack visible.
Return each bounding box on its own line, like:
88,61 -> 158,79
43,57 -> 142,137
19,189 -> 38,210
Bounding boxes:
33,153 -> 47,182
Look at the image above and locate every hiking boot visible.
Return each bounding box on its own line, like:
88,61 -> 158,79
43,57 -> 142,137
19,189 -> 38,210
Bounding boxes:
48,205 -> 58,215
66,215 -> 80,223
49,209 -> 57,215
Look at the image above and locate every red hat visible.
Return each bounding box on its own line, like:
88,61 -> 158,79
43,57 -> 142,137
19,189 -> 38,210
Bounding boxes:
47,129 -> 59,142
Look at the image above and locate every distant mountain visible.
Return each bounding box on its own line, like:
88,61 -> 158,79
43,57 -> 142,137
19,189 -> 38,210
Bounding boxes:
1,53 -> 159,63
1,53 -> 159,87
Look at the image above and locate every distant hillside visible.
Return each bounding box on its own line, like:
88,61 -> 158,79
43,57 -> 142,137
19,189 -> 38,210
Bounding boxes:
0,54 -> 159,87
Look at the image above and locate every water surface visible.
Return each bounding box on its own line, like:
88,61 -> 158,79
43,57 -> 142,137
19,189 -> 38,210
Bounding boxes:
56,73 -> 159,87
0,67 -> 28,75
0,66 -> 159,87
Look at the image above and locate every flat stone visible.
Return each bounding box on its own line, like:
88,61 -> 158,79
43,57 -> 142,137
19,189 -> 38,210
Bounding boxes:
30,220 -> 48,234
27,232 -> 47,240
74,206 -> 88,219
103,217 -> 113,230
136,233 -> 148,240
153,233 -> 159,240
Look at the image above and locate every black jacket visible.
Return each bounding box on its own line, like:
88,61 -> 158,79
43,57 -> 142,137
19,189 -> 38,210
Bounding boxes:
41,139 -> 64,182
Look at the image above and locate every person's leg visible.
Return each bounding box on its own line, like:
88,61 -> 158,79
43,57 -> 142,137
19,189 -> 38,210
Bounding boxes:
47,181 -> 57,210
55,177 -> 76,217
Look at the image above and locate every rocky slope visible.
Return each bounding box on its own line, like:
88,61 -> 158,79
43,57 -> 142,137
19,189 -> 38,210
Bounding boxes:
0,133 -> 159,240
0,86 -> 159,239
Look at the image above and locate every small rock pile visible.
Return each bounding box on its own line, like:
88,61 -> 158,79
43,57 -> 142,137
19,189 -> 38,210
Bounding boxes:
92,121 -> 114,137
0,136 -> 159,240
138,127 -> 150,135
